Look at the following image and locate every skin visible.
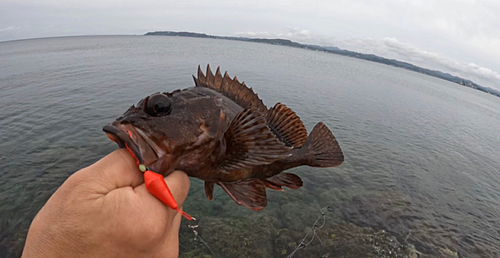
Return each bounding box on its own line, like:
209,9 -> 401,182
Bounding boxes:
22,149 -> 190,258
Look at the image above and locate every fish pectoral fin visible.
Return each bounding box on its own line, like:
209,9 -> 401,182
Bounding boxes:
219,107 -> 291,172
204,181 -> 214,201
263,173 -> 303,191
267,103 -> 308,148
218,179 -> 267,210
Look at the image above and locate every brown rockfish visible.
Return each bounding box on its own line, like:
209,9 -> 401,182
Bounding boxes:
103,65 -> 344,210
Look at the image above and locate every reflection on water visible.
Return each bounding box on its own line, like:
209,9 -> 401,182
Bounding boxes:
1,36 -> 500,257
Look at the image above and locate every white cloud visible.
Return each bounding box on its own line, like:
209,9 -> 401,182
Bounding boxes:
0,26 -> 18,32
284,27 -> 311,38
235,27 -> 311,39
234,31 -> 270,37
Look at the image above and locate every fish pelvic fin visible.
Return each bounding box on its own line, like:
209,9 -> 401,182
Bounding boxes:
219,107 -> 291,172
218,179 -> 267,210
267,103 -> 308,148
300,122 -> 344,167
204,181 -> 214,201
263,172 -> 303,191
194,65 -> 268,114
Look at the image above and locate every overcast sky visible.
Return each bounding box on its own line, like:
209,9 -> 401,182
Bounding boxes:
1,0 -> 499,90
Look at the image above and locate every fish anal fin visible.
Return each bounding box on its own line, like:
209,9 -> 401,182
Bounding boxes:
220,107 -> 291,172
194,65 -> 268,114
264,173 -> 303,190
262,180 -> 283,191
218,179 -> 267,210
267,103 -> 308,148
204,181 -> 214,201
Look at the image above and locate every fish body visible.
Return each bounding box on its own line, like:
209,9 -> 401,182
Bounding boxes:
104,65 -> 343,210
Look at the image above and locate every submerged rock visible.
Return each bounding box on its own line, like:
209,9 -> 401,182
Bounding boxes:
340,191 -> 460,258
179,213 -> 419,258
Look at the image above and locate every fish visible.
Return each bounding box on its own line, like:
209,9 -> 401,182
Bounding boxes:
103,65 -> 344,210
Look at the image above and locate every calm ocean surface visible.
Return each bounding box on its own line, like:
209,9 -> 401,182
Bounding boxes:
1,36 -> 499,257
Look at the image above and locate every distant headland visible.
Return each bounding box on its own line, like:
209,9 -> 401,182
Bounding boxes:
145,31 -> 500,98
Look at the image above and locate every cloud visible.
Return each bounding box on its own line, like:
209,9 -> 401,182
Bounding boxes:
0,26 -> 18,32
283,27 -> 311,38
235,27 -> 311,39
234,31 -> 270,37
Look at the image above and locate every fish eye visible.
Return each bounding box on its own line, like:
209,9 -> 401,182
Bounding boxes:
145,94 -> 171,117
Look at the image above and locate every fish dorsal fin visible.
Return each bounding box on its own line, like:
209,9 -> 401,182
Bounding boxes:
220,107 -> 291,172
267,103 -> 308,147
218,179 -> 267,210
193,65 -> 268,114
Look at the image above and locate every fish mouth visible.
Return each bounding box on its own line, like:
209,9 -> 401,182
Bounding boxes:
103,124 -> 156,165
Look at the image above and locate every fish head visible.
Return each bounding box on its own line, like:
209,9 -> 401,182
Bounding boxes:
103,91 -> 218,174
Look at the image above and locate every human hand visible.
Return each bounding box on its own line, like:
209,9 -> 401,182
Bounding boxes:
22,149 -> 190,258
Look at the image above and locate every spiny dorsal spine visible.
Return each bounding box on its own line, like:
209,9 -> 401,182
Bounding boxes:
194,65 -> 268,115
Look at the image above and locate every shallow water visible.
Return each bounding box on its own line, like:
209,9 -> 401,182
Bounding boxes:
1,36 -> 499,257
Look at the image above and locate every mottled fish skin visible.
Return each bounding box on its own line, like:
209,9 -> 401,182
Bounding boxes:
104,65 -> 344,210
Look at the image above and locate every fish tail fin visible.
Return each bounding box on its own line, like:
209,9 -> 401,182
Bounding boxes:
300,122 -> 344,167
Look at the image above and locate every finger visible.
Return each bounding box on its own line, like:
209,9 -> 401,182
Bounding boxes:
77,149 -> 144,191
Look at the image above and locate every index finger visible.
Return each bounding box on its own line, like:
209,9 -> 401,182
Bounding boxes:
76,149 -> 145,192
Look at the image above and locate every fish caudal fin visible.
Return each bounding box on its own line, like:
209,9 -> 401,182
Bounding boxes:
218,179 -> 267,210
301,122 -> 344,167
263,172 -> 303,191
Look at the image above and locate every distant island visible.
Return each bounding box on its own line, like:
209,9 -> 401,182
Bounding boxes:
145,31 -> 500,98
